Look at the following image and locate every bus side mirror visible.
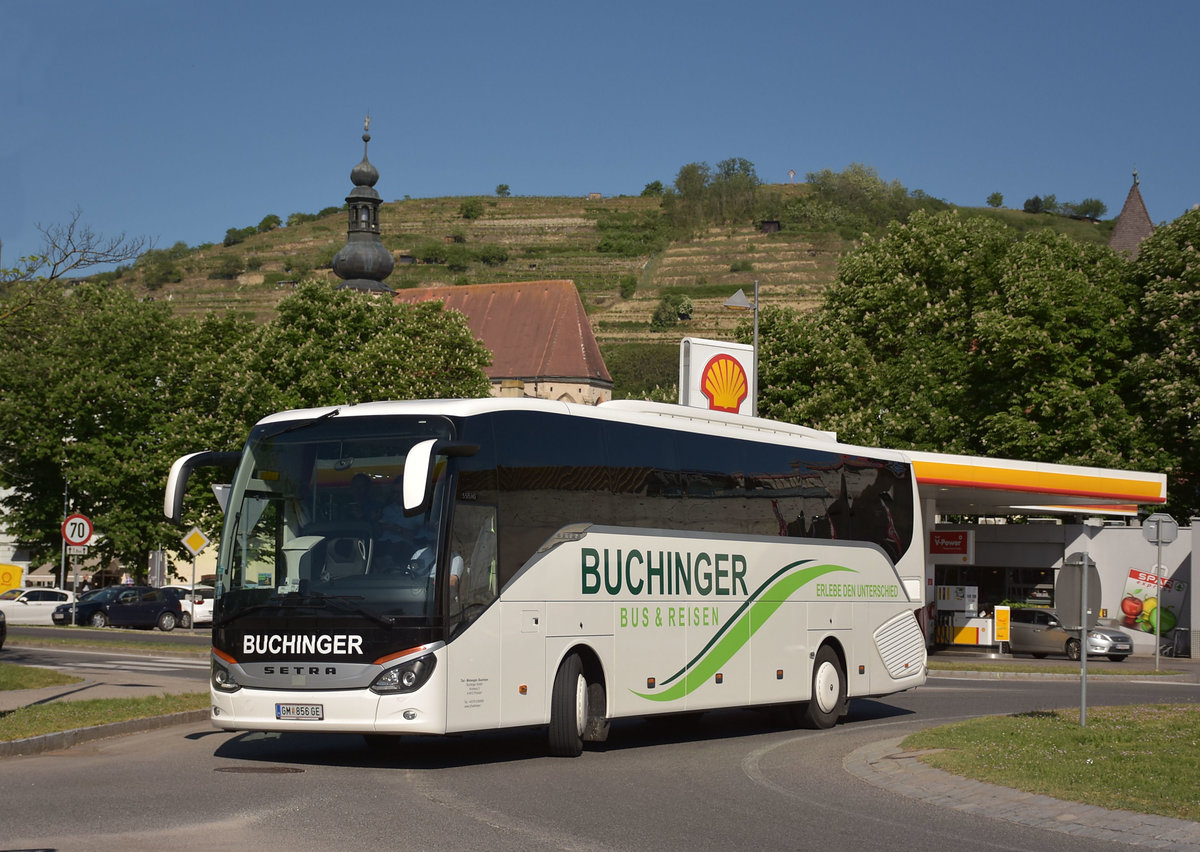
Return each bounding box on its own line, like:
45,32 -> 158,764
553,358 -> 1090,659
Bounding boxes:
164,451 -> 241,524
402,440 -> 479,516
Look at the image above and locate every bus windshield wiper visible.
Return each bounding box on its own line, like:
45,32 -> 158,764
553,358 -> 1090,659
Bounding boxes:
259,407 -> 340,443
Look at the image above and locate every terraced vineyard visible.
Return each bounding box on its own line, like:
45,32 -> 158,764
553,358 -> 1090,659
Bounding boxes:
129,192 -> 849,348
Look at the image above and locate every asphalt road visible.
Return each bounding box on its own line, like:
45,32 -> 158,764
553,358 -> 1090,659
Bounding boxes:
1,641 -> 1197,852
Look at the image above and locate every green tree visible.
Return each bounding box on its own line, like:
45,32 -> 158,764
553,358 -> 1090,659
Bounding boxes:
223,225 -> 255,247
459,198 -> 485,220
474,243 -> 509,266
710,157 -> 760,224
495,184 -> 511,198
1023,196 -> 1044,214
641,181 -> 665,197
753,210 -> 1152,471
0,279 -> 492,573
987,192 -> 1004,208
669,161 -> 712,235
0,283 -> 195,571
650,293 -> 693,329
1130,208 -> 1200,516
257,214 -> 282,233
242,281 -> 492,412
1,211 -> 146,331
1069,198 -> 1108,220
444,243 -> 473,273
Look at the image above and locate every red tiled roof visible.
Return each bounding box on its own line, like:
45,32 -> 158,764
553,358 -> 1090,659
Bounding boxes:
393,280 -> 612,385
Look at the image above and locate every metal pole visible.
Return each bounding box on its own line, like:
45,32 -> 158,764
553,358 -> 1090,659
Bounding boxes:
752,279 -> 759,418
1155,535 -> 1163,672
1080,548 -> 1088,726
59,481 -> 68,589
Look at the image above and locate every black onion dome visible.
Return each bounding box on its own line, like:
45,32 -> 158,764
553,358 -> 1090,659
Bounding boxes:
351,131 -> 380,187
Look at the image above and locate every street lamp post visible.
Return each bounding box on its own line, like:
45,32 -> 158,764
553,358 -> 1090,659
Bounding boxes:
723,279 -> 759,417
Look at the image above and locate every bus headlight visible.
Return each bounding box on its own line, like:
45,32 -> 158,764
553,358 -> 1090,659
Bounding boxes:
371,653 -> 436,695
212,661 -> 242,693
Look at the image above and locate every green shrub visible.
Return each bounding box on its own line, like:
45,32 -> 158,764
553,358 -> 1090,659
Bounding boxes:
594,210 -> 671,257
208,255 -> 244,280
730,259 -> 754,272
459,198 -> 484,220
223,226 -> 255,247
650,294 -> 693,328
474,243 -> 509,266
414,241 -> 449,265
445,244 -> 473,272
257,214 -> 282,233
619,274 -> 637,299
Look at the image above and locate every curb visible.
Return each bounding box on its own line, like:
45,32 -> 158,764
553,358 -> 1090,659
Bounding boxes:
0,709 -> 210,759
846,736 -> 1200,849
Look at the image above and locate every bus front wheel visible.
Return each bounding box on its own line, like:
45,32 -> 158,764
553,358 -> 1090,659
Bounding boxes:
800,645 -> 845,729
549,653 -> 587,757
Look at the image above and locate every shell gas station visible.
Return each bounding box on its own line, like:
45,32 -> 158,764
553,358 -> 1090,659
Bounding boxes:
680,336 -> 1193,660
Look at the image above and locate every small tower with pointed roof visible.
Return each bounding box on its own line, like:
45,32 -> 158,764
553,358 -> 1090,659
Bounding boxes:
333,116 -> 395,292
1108,169 -> 1155,259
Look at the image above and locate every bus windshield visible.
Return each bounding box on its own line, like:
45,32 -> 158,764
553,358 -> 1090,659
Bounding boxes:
215,413 -> 456,627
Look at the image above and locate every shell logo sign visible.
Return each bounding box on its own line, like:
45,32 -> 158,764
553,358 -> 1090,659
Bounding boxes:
679,337 -> 755,416
700,354 -> 748,413
0,563 -> 23,594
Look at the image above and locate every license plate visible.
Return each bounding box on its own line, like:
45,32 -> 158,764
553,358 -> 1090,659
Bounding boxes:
276,703 -> 323,720
1114,644 -> 1130,650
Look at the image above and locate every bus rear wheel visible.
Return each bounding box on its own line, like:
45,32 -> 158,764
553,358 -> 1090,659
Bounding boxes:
800,645 -> 845,729
549,653 -> 587,757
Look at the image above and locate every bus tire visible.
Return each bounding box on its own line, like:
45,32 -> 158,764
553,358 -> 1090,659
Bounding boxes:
801,645 -> 845,729
549,653 -> 587,757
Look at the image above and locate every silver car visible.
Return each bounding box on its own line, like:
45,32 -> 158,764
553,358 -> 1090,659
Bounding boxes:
1007,608 -> 1133,662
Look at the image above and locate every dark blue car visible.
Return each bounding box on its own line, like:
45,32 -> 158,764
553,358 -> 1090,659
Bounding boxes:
52,585 -> 182,631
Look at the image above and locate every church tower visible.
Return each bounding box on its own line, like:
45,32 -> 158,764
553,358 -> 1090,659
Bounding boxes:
1108,170 -> 1155,259
332,117 -> 395,292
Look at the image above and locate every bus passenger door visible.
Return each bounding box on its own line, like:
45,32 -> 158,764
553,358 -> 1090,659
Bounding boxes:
444,503 -> 505,733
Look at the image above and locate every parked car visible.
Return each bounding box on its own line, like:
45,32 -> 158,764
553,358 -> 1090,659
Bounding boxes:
52,585 -> 182,631
0,609 -> 6,650
1007,608 -> 1133,661
162,584 -> 215,628
0,587 -> 76,625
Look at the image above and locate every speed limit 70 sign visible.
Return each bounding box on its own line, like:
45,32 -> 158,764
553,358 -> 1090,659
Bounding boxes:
62,513 -> 94,546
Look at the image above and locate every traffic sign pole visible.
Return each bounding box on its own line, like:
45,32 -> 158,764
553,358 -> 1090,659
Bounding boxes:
1143,513 -> 1178,672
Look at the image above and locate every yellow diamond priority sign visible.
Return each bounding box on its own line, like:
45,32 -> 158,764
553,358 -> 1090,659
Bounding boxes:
182,526 -> 210,557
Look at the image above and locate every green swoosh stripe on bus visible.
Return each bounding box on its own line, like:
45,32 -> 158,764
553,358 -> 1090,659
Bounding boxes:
632,561 -> 855,703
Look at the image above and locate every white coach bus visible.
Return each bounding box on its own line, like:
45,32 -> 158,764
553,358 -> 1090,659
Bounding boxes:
165,398 -> 927,756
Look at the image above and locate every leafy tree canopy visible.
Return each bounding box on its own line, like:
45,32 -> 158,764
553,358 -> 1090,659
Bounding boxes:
0,277 -> 491,573
753,210 -> 1155,476
1129,207 -> 1200,515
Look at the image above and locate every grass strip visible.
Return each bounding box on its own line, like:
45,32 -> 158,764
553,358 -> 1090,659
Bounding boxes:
0,692 -> 209,741
6,632 -> 209,657
903,703 -> 1200,822
0,661 -> 83,690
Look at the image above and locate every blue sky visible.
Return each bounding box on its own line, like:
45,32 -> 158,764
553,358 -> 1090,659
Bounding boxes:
3,0 -> 1197,267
